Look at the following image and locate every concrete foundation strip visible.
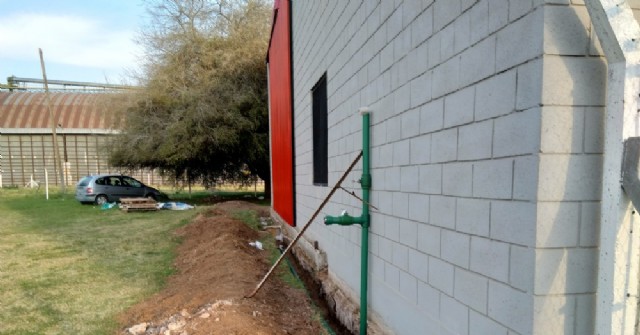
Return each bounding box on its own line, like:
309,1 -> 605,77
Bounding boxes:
245,151 -> 363,298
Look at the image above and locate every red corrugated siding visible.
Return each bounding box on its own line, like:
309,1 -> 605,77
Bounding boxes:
268,0 -> 295,226
0,92 -> 112,130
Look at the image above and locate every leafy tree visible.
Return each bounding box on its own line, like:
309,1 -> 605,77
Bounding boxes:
109,0 -> 272,194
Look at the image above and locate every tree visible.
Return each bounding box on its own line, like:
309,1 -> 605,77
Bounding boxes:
109,0 -> 272,195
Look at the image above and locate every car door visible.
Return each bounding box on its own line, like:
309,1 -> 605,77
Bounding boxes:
120,176 -> 145,198
104,176 -> 125,201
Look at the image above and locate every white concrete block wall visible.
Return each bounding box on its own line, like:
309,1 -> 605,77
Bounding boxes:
289,0 -> 605,334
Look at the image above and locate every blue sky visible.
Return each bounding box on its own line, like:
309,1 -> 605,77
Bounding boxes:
0,0 -> 147,85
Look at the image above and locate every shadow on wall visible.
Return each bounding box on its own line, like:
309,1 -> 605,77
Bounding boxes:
535,4 -> 606,335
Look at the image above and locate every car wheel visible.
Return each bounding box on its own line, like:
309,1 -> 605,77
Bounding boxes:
95,194 -> 109,205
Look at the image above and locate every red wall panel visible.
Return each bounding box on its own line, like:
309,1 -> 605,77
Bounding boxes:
268,0 -> 295,226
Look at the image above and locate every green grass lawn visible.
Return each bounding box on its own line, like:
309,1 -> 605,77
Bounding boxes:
0,188 -> 202,335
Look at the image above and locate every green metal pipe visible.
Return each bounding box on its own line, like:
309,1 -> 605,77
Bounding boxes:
360,108 -> 371,335
323,107 -> 371,335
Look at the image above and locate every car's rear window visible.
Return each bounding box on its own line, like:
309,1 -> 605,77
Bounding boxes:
77,176 -> 92,187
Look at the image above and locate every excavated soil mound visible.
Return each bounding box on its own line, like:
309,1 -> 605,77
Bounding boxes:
118,201 -> 326,335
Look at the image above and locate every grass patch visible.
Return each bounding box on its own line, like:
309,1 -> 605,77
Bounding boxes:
0,189 -> 202,335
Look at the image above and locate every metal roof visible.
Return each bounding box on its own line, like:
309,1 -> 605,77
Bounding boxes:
0,92 -> 119,133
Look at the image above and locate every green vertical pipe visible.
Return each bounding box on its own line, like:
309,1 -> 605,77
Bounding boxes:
323,108 -> 372,334
360,108 -> 371,335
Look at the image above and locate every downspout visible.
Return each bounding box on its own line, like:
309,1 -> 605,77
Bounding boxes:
325,107 -> 371,335
583,1 -> 640,334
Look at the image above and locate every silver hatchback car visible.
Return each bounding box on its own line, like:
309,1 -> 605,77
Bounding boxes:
75,174 -> 164,205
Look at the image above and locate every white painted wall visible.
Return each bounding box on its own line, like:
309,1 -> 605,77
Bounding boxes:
289,1 -> 612,334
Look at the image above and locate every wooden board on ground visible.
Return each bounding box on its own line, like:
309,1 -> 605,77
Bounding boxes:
120,197 -> 157,212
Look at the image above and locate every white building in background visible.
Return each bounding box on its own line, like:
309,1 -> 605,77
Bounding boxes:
267,1 -> 640,334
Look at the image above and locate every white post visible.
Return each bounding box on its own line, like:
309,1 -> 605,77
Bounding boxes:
45,169 -> 49,200
584,1 -> 640,334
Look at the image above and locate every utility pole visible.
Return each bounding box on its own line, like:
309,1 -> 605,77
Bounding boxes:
39,48 -> 65,192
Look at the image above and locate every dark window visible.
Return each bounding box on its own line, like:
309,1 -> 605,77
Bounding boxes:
312,73 -> 328,185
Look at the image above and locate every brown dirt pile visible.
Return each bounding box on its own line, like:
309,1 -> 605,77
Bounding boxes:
118,201 -> 327,335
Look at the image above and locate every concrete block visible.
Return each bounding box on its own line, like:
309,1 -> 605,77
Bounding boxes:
444,86 -> 475,128
509,0 -> 533,21
419,164 -> 443,194
459,36 -> 496,86
543,5 -> 590,55
513,155 -> 539,201
540,106 -> 585,154
407,42 -> 430,78
372,188 -> 393,214
380,42 -> 394,72
418,280 -> 440,317
455,268 -> 489,313
456,198 -> 490,237
386,115 -> 402,143
491,200 -> 536,246
393,139 -> 411,166
392,192 -> 410,218
394,83 -> 412,114
411,6 -> 433,48
496,8 -> 543,72
441,229 -> 470,268
454,11 -> 471,54
536,202 -> 580,248
401,107 -> 421,139
393,242 -> 410,271
533,295 -> 575,334
469,0 -> 489,44
399,270 -> 418,304
401,165 -> 420,193
387,5 -> 404,40
472,159 -> 513,199
441,294 -> 469,335
538,154 -> 602,201
541,55 -> 606,106
534,248 -> 597,294
384,215 -> 401,242
378,144 -> 394,168
418,223 -> 441,257
420,98 -> 444,134
470,310 -> 508,335
575,294 -> 596,335
394,29 -> 412,64
493,108 -> 540,158
580,202 -> 599,247
408,193 -> 430,222
431,128 -> 458,163
410,71 -> 433,109
584,107 -> 604,154
385,262 -> 401,290
428,256 -> 454,295
430,195 -> 456,229
427,35 -> 442,69
410,134 -> 431,165
434,0 -> 461,32
470,236 -> 510,282
458,120 -> 493,161
488,281 -> 533,335
432,57 -> 460,98
510,245 -> 535,292
409,247 -> 429,281
378,235 -> 394,263
392,57 -> 410,92
442,162 -> 473,197
384,166 -> 401,191
440,24 -> 456,61
516,59 -> 543,111
475,70 -> 516,121
488,0 -> 509,33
